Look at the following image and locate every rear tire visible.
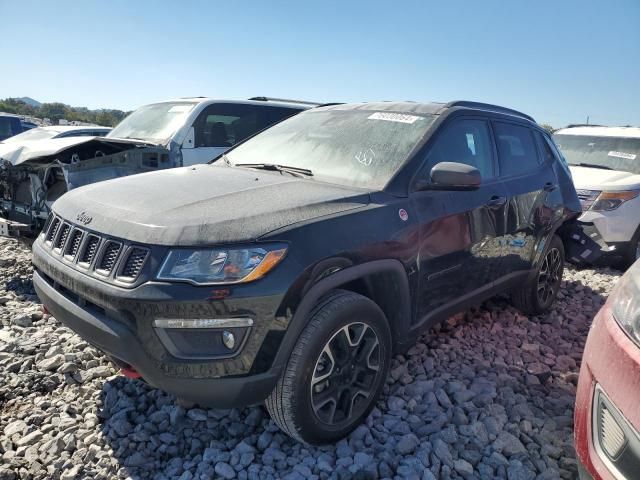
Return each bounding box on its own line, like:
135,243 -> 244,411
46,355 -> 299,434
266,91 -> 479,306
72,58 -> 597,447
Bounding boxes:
511,234 -> 564,315
266,290 -> 391,444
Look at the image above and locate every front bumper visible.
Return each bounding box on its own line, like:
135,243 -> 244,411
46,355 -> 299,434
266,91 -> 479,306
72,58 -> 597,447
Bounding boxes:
574,304 -> 640,479
579,199 -> 639,245
32,238 -> 290,407
566,222 -> 633,265
34,270 -> 280,407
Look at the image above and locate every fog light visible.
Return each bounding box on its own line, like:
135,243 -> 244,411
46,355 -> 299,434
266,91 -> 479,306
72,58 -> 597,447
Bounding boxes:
222,331 -> 235,350
153,317 -> 253,329
600,404 -> 626,458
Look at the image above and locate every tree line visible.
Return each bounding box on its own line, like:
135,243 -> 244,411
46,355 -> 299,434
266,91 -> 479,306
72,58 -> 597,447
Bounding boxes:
0,98 -> 129,127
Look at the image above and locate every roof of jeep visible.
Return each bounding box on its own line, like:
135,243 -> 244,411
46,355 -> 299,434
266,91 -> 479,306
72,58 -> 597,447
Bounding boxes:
316,101 -> 536,122
554,126 -> 640,138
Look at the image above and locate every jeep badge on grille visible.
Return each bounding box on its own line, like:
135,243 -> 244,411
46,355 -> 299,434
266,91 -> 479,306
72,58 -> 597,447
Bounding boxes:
76,211 -> 93,225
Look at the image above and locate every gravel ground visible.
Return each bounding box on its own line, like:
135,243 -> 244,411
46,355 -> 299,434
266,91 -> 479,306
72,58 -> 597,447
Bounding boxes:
0,237 -> 623,480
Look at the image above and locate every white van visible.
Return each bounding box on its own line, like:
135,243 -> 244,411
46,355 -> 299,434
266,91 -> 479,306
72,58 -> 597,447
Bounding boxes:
0,97 -> 312,234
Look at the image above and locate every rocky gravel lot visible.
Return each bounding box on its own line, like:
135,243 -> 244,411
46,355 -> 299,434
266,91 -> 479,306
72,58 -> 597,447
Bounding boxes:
0,236 -> 623,480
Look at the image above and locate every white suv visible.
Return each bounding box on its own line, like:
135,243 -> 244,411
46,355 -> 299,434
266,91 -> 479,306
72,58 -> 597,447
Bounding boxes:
0,97 -> 312,234
554,126 -> 640,267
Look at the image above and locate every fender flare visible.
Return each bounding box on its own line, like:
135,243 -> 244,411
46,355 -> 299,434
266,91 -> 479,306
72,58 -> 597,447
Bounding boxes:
271,259 -> 412,370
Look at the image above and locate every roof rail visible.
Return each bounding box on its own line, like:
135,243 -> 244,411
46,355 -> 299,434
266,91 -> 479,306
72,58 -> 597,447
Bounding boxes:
314,102 -> 344,108
565,123 -> 605,128
248,96 -> 322,106
445,101 -> 536,123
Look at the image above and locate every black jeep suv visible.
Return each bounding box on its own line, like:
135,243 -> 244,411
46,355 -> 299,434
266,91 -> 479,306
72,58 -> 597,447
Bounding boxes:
32,101 -> 581,444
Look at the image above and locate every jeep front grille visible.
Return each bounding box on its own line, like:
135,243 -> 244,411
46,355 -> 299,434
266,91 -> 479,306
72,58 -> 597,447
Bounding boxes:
64,229 -> 83,259
53,223 -> 71,251
79,235 -> 101,266
96,241 -> 122,275
41,214 -> 149,285
119,247 -> 149,281
46,217 -> 61,243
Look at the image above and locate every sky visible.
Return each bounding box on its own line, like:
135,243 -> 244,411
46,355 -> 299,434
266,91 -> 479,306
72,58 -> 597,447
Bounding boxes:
1,0 -> 638,127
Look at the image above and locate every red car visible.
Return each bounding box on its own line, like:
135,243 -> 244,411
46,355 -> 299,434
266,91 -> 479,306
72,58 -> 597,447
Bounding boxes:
575,260 -> 640,479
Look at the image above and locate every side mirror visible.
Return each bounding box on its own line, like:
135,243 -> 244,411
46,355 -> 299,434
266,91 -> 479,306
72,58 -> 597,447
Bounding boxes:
416,162 -> 481,191
182,127 -> 195,149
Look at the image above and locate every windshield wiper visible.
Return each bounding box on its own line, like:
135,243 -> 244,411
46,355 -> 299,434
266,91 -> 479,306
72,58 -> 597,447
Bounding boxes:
569,162 -> 614,170
235,163 -> 313,177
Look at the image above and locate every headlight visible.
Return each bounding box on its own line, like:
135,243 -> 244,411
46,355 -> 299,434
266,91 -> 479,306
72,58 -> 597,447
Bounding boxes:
591,190 -> 638,211
611,260 -> 640,347
157,244 -> 287,285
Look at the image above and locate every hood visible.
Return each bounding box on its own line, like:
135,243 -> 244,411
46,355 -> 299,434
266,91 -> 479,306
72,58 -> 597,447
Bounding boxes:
52,164 -> 371,245
569,165 -> 640,191
0,136 -> 158,166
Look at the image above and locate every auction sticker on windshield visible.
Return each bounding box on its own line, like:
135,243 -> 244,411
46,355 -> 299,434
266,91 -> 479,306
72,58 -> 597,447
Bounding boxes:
368,112 -> 421,124
608,151 -> 637,160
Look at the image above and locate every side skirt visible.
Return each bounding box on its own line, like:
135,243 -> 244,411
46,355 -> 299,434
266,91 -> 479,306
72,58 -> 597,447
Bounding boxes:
401,270 -> 531,349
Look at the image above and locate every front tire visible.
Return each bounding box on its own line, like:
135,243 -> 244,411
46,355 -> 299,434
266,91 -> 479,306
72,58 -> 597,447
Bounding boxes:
511,234 -> 564,315
266,290 -> 391,444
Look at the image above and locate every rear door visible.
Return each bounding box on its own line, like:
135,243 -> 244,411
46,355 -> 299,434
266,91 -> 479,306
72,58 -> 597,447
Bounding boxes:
411,117 -> 509,324
492,121 -> 558,276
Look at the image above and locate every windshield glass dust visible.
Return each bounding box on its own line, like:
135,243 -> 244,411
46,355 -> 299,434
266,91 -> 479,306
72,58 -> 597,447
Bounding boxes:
108,102 -> 196,143
225,109 -> 436,189
554,133 -> 640,175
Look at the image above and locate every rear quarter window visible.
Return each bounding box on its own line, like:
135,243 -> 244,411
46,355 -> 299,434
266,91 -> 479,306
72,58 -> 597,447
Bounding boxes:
493,122 -> 540,176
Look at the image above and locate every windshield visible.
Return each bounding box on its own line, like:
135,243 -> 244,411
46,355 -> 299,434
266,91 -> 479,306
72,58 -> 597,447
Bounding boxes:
554,133 -> 640,175
2,128 -> 58,143
225,109 -> 436,189
107,101 -> 196,143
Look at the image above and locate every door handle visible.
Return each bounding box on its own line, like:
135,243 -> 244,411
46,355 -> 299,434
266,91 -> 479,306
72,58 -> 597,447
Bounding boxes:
486,196 -> 507,208
544,182 -> 557,192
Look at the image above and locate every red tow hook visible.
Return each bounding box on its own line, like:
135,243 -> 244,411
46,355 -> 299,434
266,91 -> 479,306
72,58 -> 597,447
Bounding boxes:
121,366 -> 142,379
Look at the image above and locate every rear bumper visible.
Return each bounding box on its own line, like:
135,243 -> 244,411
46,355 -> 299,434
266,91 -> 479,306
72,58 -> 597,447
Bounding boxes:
33,269 -> 281,408
574,304 -> 640,480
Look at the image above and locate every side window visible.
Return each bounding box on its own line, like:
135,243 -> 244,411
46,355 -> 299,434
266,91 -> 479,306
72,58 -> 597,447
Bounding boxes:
493,122 -> 540,176
544,134 -> 569,168
534,131 -> 555,164
424,119 -> 495,179
194,104 -> 270,148
267,107 -> 300,125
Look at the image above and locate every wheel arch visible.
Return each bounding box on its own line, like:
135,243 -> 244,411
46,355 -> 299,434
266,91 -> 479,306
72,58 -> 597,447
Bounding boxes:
271,259 -> 412,371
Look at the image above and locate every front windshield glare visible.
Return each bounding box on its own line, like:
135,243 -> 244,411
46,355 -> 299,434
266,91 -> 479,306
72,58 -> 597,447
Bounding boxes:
225,109 -> 435,189
554,133 -> 640,175
108,102 -> 196,143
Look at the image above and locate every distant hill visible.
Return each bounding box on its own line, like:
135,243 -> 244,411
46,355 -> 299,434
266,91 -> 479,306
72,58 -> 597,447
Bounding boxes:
0,97 -> 127,127
19,97 -> 41,108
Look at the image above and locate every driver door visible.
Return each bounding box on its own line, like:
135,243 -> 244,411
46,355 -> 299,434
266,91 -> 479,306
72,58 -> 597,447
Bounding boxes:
410,117 -> 508,325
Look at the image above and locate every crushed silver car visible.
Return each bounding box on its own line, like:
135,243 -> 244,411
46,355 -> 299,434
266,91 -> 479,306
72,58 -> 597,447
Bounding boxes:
0,97 -> 313,235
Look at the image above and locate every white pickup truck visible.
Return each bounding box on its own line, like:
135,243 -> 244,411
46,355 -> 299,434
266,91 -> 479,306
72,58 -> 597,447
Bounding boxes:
554,126 -> 640,267
0,97 -> 312,234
